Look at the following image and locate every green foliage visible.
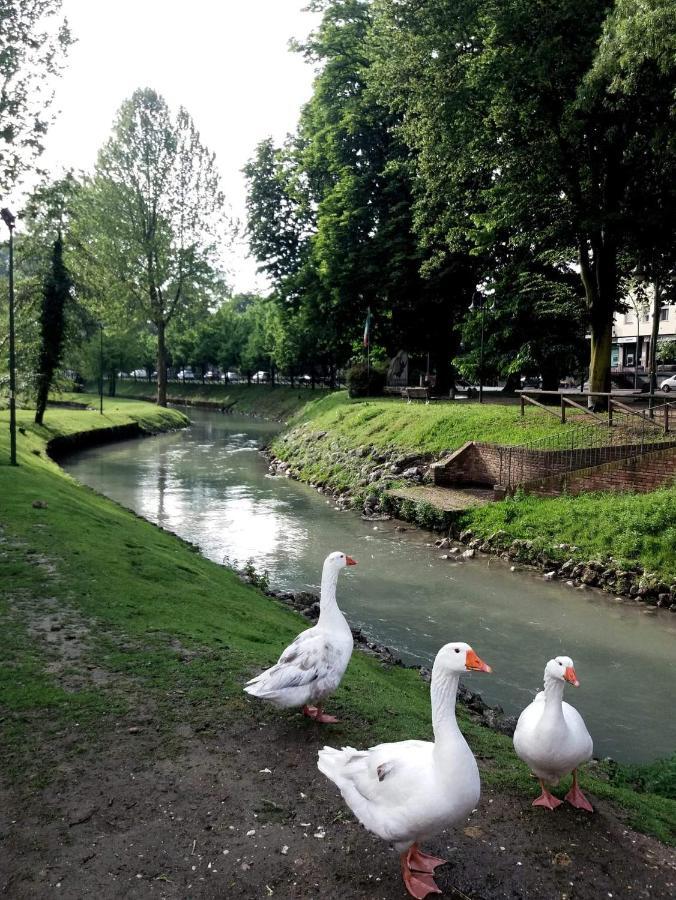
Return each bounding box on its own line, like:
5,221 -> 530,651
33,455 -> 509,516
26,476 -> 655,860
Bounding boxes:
78,88 -> 227,405
609,754 -> 676,801
0,0 -> 73,193
657,341 -> 676,364
34,236 -> 72,424
346,361 -> 386,397
461,487 -> 676,579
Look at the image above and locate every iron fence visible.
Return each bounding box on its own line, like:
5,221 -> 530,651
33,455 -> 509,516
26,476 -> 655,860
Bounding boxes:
499,407 -> 676,489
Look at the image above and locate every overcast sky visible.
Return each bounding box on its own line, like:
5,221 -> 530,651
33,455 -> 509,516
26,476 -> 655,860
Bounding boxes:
38,0 -> 321,293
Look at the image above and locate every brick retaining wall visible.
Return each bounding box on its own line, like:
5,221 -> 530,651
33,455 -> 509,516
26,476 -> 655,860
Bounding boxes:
523,445 -> 676,497
431,439 -> 676,489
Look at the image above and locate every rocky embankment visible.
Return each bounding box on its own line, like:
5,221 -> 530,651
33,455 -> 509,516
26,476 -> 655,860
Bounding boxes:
233,564 -> 518,736
447,529 -> 676,611
267,431 -> 676,610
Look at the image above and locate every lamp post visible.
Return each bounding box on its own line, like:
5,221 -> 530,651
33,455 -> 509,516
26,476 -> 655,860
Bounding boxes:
98,321 -> 104,415
469,292 -> 487,404
1,207 -> 17,465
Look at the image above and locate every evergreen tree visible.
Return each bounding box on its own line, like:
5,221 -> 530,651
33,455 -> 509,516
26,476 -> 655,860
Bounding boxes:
34,235 -> 72,424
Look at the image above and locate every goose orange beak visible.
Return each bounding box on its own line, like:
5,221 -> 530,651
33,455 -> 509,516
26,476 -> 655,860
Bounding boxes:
564,666 -> 580,687
345,555 -> 357,566
466,648 -> 492,673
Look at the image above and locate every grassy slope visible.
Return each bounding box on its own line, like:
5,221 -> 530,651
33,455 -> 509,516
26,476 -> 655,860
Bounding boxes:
460,487 -> 676,577
113,380 -> 315,421
284,391 -> 572,452
267,391 -> 675,580
0,396 -> 673,842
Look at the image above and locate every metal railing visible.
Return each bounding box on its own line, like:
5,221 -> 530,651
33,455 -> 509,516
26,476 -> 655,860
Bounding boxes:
498,414 -> 676,489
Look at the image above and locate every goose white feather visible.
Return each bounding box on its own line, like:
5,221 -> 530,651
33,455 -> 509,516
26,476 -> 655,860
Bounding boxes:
513,655 -> 593,810
244,551 -> 355,721
318,642 -> 491,898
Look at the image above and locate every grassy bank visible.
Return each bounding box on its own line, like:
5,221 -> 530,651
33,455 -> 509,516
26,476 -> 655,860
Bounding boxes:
0,397 -> 673,843
113,379 -> 317,421
458,486 -> 676,579
266,391 -> 675,582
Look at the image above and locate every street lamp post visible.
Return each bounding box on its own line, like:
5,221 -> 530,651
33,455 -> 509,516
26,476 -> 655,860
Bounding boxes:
1,208 -> 17,465
469,292 -> 487,404
98,321 -> 104,415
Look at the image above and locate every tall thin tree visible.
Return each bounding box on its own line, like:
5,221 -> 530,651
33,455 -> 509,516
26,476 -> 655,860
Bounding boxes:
34,234 -> 71,424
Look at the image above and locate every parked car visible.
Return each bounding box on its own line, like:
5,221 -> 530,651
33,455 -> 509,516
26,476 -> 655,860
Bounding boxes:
660,374 -> 676,393
176,369 -> 195,380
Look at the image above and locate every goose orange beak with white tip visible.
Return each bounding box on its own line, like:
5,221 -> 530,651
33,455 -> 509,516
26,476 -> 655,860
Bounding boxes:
564,666 -> 580,687
466,648 -> 492,673
346,555 -> 357,566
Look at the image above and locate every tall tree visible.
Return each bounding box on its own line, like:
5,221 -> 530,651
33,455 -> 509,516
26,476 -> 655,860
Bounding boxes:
0,0 -> 73,194
34,234 -> 71,423
82,88 -> 226,406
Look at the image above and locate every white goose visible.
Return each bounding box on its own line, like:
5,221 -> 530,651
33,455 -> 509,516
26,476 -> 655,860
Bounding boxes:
318,642 -> 491,899
244,551 -> 356,723
513,655 -> 593,811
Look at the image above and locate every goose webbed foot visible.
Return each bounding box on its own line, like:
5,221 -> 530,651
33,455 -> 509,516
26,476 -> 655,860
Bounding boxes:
565,770 -> 593,812
400,844 -> 444,898
302,704 -> 339,724
532,779 -> 563,809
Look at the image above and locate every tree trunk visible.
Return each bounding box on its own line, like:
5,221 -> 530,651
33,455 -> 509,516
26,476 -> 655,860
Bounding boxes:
157,321 -> 168,406
34,378 -> 48,425
579,239 -> 616,409
108,370 -> 117,397
647,279 -> 662,398
501,372 -> 521,394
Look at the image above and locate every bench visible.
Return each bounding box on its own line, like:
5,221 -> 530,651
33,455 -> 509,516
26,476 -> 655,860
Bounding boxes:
401,386 -> 434,403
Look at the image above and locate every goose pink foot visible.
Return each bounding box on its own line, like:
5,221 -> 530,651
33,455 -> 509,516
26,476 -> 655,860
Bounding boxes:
532,780 -> 562,809
303,705 -> 339,724
407,844 -> 447,874
400,845 -> 443,899
565,771 -> 593,812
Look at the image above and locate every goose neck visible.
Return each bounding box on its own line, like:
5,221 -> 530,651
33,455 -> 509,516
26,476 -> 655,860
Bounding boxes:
431,667 -> 463,751
542,674 -> 566,724
318,564 -> 342,626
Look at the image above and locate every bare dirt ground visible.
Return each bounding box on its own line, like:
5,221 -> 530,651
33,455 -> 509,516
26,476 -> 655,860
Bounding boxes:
1,590 -> 674,900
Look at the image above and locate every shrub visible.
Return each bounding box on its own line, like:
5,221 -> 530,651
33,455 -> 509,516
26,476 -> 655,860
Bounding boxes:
346,362 -> 386,398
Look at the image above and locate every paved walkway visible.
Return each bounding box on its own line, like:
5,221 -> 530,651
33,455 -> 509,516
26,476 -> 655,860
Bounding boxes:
386,483 -> 494,511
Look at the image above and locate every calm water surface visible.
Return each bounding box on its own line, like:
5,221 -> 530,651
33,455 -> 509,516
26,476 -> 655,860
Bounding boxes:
63,409 -> 676,763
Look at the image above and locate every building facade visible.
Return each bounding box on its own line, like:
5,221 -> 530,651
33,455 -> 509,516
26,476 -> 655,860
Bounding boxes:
611,294 -> 675,372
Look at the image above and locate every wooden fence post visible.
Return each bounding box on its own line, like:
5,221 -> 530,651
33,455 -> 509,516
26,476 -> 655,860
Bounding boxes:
561,394 -> 566,423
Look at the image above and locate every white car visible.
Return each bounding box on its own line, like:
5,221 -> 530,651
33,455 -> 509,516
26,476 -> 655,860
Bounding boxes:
176,369 -> 195,380
660,374 -> 676,393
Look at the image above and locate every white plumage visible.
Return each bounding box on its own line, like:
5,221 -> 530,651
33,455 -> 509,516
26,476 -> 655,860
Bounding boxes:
244,551 -> 356,722
318,642 -> 492,899
513,655 -> 594,811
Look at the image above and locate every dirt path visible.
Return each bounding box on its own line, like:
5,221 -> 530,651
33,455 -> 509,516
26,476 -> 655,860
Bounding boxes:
1,665 -> 674,899
1,530 -> 674,900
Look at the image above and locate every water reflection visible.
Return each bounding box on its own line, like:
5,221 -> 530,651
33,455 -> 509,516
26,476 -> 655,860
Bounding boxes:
63,409 -> 676,763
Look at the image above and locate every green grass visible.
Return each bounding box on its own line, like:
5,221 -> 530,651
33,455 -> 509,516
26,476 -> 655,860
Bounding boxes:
113,380 -> 316,420
0,397 -> 673,843
286,391 -> 572,453
461,487 -> 676,578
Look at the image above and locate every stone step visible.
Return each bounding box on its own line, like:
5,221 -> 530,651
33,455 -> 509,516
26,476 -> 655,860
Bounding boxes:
386,484 -> 494,512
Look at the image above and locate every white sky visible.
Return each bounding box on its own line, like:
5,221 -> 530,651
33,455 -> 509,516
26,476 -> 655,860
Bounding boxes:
37,0 -> 321,293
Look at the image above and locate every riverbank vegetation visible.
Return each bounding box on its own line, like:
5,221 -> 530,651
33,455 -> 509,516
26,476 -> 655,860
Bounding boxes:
109,383 -> 676,582
113,380 -> 315,422
0,399 -> 674,845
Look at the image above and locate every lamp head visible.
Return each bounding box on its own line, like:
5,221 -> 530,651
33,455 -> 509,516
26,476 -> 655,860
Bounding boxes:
1,208 -> 16,230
